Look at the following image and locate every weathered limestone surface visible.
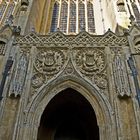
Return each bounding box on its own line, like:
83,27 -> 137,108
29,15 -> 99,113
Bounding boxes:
0,28 -> 139,140
0,0 -> 140,139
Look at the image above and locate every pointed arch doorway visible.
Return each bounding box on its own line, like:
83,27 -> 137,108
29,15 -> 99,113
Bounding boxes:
37,88 -> 99,140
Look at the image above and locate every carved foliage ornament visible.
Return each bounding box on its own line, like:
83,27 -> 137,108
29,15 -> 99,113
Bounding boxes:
31,73 -> 46,88
93,73 -> 107,89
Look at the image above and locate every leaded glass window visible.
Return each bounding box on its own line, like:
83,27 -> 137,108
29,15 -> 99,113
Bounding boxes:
69,1 -> 76,33
0,1 -> 21,27
3,3 -> 15,25
0,2 -> 7,21
50,0 -> 95,34
79,1 -> 85,31
60,1 -> 68,33
51,2 -> 59,32
87,1 -> 95,33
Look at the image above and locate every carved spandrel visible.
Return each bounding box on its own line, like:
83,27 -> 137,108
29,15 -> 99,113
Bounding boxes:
93,73 -> 107,89
32,48 -> 66,90
75,48 -> 107,89
31,73 -> 46,88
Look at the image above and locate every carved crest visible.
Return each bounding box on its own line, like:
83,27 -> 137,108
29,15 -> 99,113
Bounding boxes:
76,48 -> 106,75
34,49 -> 65,75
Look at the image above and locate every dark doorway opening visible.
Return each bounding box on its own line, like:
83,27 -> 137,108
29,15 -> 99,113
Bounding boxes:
37,88 -> 99,140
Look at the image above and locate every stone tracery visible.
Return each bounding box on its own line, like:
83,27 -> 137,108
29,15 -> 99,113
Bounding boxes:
50,0 -> 95,34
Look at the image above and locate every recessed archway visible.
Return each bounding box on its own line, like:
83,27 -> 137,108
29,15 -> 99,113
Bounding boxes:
37,88 -> 99,140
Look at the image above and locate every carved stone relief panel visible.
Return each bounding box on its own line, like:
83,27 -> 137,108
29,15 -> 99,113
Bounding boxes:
75,48 -> 106,75
31,48 -> 67,93
34,49 -> 65,75
74,48 -> 107,89
9,46 -> 30,97
111,47 -> 131,98
13,31 -> 129,98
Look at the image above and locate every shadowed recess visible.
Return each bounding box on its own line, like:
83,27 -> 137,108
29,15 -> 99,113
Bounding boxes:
37,88 -> 99,140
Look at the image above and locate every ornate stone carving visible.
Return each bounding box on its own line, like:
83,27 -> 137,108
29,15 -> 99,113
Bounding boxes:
31,73 -> 46,88
34,49 -> 65,75
112,49 -> 131,98
93,73 -> 107,89
75,48 -> 106,75
15,31 -> 128,46
135,45 -> 140,53
65,60 -> 74,75
9,51 -> 29,97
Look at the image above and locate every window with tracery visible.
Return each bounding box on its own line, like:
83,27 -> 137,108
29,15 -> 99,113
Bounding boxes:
87,1 -> 95,33
0,2 -> 7,21
60,1 -> 68,33
69,1 -> 76,33
50,0 -> 95,34
0,1 -> 19,27
125,0 -> 140,25
79,1 -> 85,32
51,2 -> 59,32
3,3 -> 15,25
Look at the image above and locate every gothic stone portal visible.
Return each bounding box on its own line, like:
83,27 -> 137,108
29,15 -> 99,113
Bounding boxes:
37,88 -> 99,140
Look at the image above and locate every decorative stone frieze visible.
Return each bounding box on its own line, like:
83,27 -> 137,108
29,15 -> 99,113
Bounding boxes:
13,31 -> 129,94
15,31 -> 128,46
